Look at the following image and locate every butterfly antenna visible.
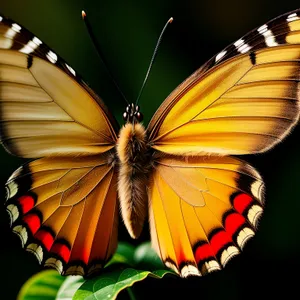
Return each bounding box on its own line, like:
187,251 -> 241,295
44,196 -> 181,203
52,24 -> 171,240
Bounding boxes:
135,17 -> 173,105
82,10 -> 129,104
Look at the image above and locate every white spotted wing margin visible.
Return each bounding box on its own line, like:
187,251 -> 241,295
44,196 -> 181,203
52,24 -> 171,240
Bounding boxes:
202,8 -> 300,74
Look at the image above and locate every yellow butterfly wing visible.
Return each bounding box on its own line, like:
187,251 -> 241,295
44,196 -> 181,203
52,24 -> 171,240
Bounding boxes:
0,17 -> 118,158
148,10 -> 300,155
1,16 -> 119,276
147,9 -> 300,276
149,156 -> 264,276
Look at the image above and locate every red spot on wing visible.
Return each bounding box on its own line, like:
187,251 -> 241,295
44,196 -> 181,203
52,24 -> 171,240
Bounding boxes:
35,230 -> 54,251
233,194 -> 253,214
23,214 -> 41,234
175,245 -> 186,266
225,213 -> 246,236
195,243 -> 214,264
210,230 -> 232,255
52,243 -> 70,263
18,195 -> 35,214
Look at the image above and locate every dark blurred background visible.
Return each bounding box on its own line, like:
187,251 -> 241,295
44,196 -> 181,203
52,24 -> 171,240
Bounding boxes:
1,0 -> 300,299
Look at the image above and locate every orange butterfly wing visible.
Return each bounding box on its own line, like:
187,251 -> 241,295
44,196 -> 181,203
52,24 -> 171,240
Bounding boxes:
147,9 -> 300,276
6,155 -> 118,276
1,16 -> 119,276
149,156 -> 264,276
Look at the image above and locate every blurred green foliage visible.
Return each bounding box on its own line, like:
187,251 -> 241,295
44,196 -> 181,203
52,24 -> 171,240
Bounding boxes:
1,0 -> 300,299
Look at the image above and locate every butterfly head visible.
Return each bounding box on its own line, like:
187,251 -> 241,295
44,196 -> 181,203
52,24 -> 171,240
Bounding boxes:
123,103 -> 143,123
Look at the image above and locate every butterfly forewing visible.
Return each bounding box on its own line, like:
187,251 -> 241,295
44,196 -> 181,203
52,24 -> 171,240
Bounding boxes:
0,16 -> 118,158
148,9 -> 300,156
0,15 -> 119,276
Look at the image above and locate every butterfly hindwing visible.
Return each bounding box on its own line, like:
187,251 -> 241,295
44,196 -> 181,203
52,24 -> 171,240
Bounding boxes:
148,9 -> 300,156
149,156 -> 264,277
0,16 -> 118,158
5,154 -> 118,276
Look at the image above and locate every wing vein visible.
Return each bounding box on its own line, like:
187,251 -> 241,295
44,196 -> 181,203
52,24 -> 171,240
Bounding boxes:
27,67 -> 112,141
155,174 -> 178,266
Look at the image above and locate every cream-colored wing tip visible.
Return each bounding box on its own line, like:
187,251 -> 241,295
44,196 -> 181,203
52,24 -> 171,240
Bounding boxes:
82,10 -> 87,19
168,17 -> 174,23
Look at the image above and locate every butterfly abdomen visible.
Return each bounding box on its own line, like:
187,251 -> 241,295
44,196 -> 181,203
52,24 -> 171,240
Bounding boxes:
117,123 -> 152,238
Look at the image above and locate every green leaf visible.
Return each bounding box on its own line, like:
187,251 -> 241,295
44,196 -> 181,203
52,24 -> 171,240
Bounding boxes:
73,268 -> 174,300
17,270 -> 65,300
106,242 -> 135,267
56,276 -> 84,300
19,241 -> 175,300
133,242 -> 165,270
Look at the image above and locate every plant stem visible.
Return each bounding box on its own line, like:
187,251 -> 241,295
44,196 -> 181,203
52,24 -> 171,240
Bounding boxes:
127,287 -> 136,300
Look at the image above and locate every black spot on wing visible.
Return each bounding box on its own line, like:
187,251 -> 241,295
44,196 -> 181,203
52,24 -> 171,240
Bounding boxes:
234,169 -> 256,196
249,51 -> 256,65
244,28 -> 266,51
269,18 -> 290,45
27,55 -> 33,68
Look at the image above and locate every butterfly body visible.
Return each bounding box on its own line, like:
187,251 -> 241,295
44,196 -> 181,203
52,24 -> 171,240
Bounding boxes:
1,9 -> 300,277
117,121 -> 152,238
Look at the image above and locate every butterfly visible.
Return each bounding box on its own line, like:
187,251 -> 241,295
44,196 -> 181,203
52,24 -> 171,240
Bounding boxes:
1,8 -> 300,278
